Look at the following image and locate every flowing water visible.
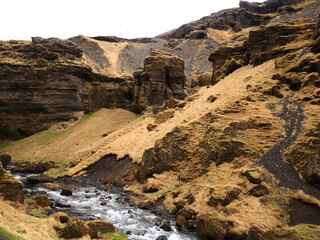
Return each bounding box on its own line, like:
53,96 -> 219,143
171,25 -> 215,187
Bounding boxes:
13,172 -> 199,240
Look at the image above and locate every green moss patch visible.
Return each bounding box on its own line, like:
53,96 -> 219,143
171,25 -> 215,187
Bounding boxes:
0,227 -> 20,240
100,232 -> 130,240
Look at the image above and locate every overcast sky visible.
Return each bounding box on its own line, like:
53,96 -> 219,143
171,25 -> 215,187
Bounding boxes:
1,0 -> 265,40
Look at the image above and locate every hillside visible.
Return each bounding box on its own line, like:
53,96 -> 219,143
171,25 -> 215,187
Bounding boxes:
1,0 -> 320,240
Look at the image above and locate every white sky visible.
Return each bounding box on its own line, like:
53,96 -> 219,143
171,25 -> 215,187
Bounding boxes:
1,0 -> 265,40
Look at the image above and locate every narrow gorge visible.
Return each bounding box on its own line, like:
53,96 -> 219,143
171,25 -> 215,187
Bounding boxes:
1,0 -> 320,240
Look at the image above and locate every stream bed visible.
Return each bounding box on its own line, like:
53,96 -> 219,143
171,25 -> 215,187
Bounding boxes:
13,172 -> 199,240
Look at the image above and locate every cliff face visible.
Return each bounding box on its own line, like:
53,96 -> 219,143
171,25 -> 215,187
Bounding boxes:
0,38 -> 88,139
0,38 -> 134,140
132,50 -> 186,112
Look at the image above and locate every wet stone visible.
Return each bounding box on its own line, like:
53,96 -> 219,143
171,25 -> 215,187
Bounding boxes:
61,188 -> 73,196
156,235 -> 169,240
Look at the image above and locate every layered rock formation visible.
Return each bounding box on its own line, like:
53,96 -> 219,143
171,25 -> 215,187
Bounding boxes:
209,19 -> 317,83
0,37 -> 134,139
132,50 -> 186,112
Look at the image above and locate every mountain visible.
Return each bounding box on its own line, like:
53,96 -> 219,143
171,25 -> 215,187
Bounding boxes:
0,0 -> 320,239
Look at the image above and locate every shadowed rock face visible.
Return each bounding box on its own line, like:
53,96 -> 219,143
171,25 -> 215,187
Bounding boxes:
0,38 -> 89,139
132,50 -> 186,112
159,8 -> 271,39
240,0 -> 304,14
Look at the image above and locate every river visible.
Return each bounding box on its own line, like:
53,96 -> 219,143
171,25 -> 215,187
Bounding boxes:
13,172 -> 199,240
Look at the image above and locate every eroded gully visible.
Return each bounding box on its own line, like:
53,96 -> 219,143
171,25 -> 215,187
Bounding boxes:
257,98 -> 320,199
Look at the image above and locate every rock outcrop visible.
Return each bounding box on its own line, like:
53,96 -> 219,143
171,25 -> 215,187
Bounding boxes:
159,8 -> 271,39
0,37 -> 134,139
209,19 -> 317,83
132,50 -> 186,112
284,123 -> 320,190
240,0 -> 304,14
0,162 -> 24,203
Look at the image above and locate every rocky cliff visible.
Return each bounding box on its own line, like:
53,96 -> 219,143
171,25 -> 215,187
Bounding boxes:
0,38 -> 134,139
132,50 -> 186,112
1,0 -> 320,240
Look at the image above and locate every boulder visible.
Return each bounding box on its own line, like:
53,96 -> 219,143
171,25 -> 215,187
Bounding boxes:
51,212 -> 70,224
160,221 -> 172,232
31,196 -> 53,207
60,218 -> 94,239
61,188 -> 73,196
248,184 -> 270,197
27,174 -> 54,184
0,154 -> 11,167
221,187 -> 242,206
0,162 -> 24,203
147,124 -> 157,131
242,169 -> 263,184
156,236 -> 168,240
44,182 -> 61,191
87,219 -> 116,238
196,213 -> 228,240
132,50 -> 186,112
12,161 -> 55,173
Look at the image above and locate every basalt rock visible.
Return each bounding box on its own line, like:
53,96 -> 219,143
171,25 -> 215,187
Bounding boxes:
0,162 -> 24,203
132,50 -> 186,112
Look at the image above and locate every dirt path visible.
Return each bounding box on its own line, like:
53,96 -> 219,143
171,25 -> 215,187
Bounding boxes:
258,98 -> 320,199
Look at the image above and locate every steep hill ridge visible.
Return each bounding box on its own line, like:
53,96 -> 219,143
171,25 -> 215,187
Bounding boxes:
1,0 -> 320,239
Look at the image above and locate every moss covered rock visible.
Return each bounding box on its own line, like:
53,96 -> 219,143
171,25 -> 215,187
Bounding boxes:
87,219 -> 116,238
0,162 -> 24,203
261,224 -> 320,240
60,218 -> 94,239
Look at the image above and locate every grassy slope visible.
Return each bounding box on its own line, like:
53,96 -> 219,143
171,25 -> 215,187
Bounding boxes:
1,108 -> 140,177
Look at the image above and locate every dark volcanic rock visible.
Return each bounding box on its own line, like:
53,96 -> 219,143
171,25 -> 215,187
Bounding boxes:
61,188 -> 73,196
0,154 -> 11,168
132,50 -> 186,112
